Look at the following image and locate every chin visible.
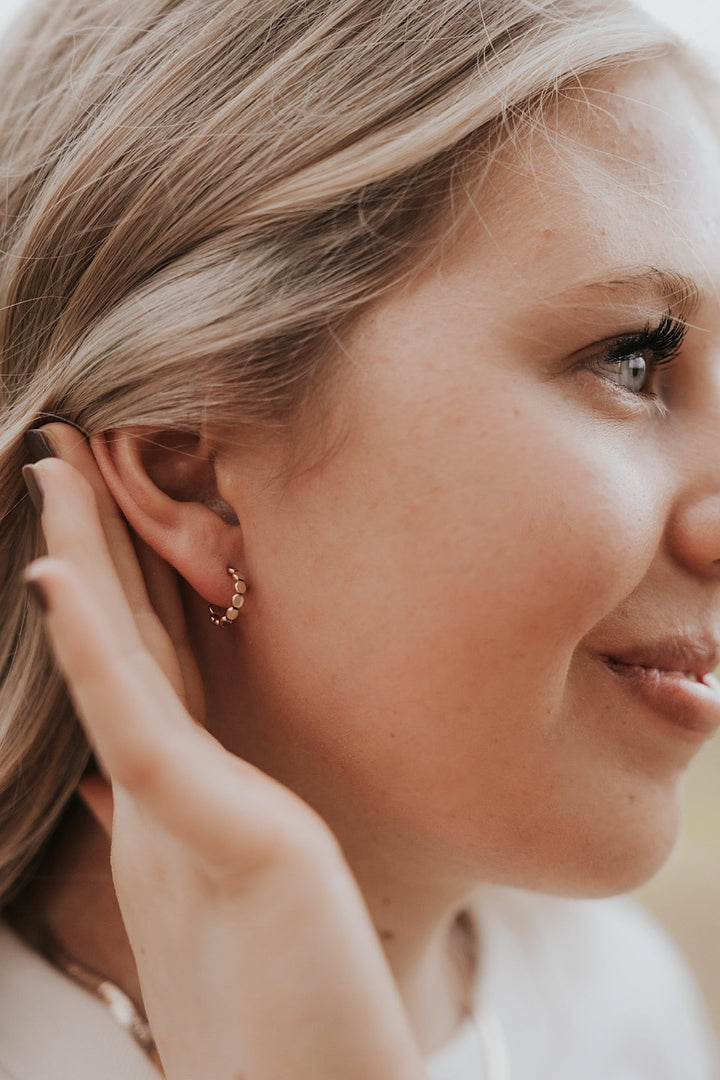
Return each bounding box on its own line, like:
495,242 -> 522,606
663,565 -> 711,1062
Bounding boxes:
559,814 -> 680,900
498,789 -> 683,901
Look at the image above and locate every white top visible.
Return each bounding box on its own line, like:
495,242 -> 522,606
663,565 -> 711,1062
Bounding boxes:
427,887 -> 720,1080
0,886 -> 717,1080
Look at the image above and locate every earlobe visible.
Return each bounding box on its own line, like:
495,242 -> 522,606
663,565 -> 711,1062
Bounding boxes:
77,774 -> 114,839
89,429 -> 244,607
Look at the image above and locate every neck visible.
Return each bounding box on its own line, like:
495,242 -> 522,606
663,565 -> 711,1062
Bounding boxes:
184,585 -> 483,1055
326,817 -> 480,1053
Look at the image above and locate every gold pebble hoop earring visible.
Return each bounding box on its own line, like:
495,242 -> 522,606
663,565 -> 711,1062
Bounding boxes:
209,567 -> 247,627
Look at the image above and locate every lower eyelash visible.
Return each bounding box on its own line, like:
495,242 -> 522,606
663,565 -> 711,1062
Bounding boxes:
635,388 -> 670,420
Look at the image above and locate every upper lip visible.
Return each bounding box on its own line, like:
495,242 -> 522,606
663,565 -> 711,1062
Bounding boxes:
600,636 -> 720,680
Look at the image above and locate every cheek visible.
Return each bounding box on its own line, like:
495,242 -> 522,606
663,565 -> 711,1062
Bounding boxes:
232,386 -> 671,891
468,410 -> 661,650
368,393 -> 663,674
252,389 -> 662,734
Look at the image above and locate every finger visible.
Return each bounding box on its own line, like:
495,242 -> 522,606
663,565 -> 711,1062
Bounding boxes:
28,424 -> 156,625
25,450 -> 189,703
25,555 -> 198,794
25,558 -> 301,871
30,425 -> 201,711
25,457 -> 142,651
133,535 -> 206,722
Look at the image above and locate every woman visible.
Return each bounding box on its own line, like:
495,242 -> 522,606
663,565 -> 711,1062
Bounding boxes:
0,0 -> 718,1076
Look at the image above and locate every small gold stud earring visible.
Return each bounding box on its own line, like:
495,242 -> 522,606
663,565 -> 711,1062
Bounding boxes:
209,567 -> 247,627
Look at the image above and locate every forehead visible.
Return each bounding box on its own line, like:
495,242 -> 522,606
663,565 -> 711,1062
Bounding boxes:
442,59 -> 720,305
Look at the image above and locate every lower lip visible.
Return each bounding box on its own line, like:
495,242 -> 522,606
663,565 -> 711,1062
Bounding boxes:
600,658 -> 720,741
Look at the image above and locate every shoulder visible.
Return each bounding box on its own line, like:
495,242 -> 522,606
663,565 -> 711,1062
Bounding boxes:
471,885 -> 720,1079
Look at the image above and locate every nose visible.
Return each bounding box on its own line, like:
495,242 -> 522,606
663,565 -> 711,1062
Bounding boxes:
664,349 -> 720,578
667,491 -> 720,579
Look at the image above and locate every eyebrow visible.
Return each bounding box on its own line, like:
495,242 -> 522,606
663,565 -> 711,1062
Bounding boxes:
544,266 -> 702,322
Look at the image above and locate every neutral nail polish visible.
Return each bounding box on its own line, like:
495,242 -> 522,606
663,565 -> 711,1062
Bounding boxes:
22,464 -> 44,513
24,429 -> 57,462
25,578 -> 49,614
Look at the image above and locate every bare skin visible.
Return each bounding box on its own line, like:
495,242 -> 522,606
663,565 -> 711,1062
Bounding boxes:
13,58 -> 720,1073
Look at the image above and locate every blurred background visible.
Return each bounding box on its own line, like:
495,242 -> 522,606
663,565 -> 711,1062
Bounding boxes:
0,0 -> 718,1046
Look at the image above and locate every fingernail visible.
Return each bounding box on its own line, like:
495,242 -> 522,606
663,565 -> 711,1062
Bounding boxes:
25,577 -> 49,614
22,464 -> 44,513
24,429 -> 57,462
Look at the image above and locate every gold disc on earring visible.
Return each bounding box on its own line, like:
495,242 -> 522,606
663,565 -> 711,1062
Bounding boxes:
209,568 -> 247,627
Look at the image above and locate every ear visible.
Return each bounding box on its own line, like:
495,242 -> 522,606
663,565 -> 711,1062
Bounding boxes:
77,774 -> 114,839
90,429 -> 243,607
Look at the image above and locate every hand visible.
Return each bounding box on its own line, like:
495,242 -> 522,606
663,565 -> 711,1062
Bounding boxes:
23,424 -> 428,1080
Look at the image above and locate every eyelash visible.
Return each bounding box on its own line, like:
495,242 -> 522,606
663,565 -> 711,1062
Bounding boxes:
586,311 -> 687,412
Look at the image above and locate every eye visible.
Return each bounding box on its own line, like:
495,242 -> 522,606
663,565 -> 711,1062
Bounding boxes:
580,311 -> 687,400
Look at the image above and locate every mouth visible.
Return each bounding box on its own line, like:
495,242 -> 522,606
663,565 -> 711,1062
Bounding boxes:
598,653 -> 720,741
599,635 -> 720,685
603,657 -> 707,683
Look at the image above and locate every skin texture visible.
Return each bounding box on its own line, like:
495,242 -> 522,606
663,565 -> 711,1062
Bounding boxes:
17,57 -> 720,1062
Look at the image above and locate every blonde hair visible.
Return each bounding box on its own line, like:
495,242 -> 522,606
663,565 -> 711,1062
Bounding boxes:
0,0 -> 670,904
